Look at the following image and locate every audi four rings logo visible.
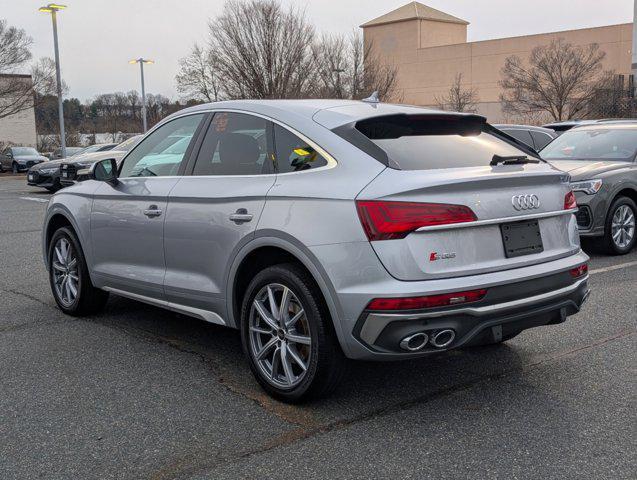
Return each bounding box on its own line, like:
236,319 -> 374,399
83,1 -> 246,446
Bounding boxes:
511,194 -> 540,211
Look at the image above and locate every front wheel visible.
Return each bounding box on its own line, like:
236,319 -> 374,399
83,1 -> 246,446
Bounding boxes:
48,227 -> 109,315
600,197 -> 636,255
240,263 -> 346,403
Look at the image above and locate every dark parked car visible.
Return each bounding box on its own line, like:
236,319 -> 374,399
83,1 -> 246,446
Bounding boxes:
541,122 -> 637,254
0,146 -> 48,173
59,136 -> 142,187
29,137 -> 142,191
494,124 -> 558,151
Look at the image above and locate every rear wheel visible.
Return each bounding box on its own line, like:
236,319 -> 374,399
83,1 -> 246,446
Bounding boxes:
48,227 -> 109,315
599,197 -> 636,255
240,263 -> 346,403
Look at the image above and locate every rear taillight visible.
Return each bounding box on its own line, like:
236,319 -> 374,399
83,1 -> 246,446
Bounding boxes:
569,264 -> 588,278
367,288 -> 487,311
564,191 -> 577,210
356,200 -> 477,241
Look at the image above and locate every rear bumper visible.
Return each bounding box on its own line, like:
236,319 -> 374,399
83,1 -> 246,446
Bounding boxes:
355,276 -> 589,357
309,241 -> 590,360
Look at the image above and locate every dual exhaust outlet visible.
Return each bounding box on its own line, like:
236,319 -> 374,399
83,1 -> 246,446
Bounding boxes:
399,329 -> 456,352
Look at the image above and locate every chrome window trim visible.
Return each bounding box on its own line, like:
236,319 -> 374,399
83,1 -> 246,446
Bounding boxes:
118,111 -> 207,180
175,108 -> 338,177
415,208 -> 576,233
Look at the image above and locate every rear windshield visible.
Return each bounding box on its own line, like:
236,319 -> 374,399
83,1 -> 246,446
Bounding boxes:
540,127 -> 637,161
353,115 -> 529,170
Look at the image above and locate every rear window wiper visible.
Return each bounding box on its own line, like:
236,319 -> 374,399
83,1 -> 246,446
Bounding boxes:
490,154 -> 540,166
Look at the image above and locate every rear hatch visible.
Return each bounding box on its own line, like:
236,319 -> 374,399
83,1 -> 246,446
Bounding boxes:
349,114 -> 580,281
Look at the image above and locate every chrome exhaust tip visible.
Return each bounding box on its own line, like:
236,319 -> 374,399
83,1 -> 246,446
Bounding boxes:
430,329 -> 456,348
399,332 -> 429,352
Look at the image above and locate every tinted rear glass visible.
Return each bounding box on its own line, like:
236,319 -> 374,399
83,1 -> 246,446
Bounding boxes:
355,115 -> 528,170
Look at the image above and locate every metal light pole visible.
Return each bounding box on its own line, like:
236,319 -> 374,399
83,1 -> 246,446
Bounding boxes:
39,3 -> 67,158
632,0 -> 637,95
129,58 -> 154,132
332,68 -> 345,98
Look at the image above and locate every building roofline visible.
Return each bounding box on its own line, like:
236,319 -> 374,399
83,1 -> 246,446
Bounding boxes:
413,22 -> 632,51
360,1 -> 469,28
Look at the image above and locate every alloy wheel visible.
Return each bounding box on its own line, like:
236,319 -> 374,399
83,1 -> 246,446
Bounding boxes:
52,237 -> 80,307
248,283 -> 312,389
611,204 -> 635,249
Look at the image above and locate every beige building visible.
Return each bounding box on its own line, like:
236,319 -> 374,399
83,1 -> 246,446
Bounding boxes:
361,1 -> 633,122
0,74 -> 38,147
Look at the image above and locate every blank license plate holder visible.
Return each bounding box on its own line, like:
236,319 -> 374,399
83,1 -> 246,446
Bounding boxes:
500,220 -> 543,258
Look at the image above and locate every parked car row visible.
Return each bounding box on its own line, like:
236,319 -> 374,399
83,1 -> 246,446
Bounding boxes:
27,136 -> 142,191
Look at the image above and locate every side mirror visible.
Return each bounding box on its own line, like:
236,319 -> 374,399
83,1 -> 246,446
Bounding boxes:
6,151 -> 13,159
87,158 -> 118,184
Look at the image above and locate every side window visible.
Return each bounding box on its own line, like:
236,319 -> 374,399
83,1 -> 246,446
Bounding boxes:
119,113 -> 204,178
530,131 -> 554,151
273,124 -> 328,173
502,129 -> 534,148
192,112 -> 272,176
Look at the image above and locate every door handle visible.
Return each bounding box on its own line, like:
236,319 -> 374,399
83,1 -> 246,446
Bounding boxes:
229,208 -> 253,224
143,205 -> 163,217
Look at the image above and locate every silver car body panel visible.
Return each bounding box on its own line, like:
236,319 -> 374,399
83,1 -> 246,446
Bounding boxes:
43,100 -> 589,360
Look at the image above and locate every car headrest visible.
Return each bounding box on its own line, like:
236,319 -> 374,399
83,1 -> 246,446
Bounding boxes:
219,133 -> 260,169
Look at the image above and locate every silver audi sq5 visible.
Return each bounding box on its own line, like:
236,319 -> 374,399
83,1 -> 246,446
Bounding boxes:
42,100 -> 590,401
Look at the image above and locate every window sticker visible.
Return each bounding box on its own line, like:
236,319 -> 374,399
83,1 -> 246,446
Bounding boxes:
213,113 -> 229,132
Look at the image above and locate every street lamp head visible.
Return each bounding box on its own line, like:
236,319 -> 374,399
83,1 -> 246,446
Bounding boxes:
39,3 -> 67,12
129,58 -> 155,65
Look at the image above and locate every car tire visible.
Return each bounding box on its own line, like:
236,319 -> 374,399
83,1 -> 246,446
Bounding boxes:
240,263 -> 346,403
599,196 -> 636,255
48,227 -> 109,316
12,162 -> 19,174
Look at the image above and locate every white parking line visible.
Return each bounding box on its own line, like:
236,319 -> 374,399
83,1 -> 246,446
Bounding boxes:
589,260 -> 637,275
20,197 -> 49,203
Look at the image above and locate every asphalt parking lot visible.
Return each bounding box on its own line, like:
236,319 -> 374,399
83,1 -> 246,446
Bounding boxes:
0,174 -> 635,480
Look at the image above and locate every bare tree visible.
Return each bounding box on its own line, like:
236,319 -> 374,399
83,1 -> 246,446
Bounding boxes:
499,39 -> 606,121
175,43 -> 221,102
434,73 -> 479,112
310,31 -> 398,101
206,0 -> 315,99
0,19 -> 34,119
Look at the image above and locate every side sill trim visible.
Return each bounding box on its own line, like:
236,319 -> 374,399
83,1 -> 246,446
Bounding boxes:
102,287 -> 226,326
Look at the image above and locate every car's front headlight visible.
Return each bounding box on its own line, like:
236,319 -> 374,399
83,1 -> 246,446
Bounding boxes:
39,167 -> 58,174
570,179 -> 603,195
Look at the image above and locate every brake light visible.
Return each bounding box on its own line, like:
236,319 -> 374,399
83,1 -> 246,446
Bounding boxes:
366,289 -> 487,311
564,191 -> 577,210
569,264 -> 588,278
356,201 -> 477,241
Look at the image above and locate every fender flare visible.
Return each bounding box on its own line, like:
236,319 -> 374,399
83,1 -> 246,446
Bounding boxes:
225,230 -> 352,357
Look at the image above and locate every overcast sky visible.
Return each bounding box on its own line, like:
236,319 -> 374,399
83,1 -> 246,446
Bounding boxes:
4,0 -> 634,101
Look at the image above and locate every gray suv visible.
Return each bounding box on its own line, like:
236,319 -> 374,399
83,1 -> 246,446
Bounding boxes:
42,100 -> 590,401
541,122 -> 637,254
